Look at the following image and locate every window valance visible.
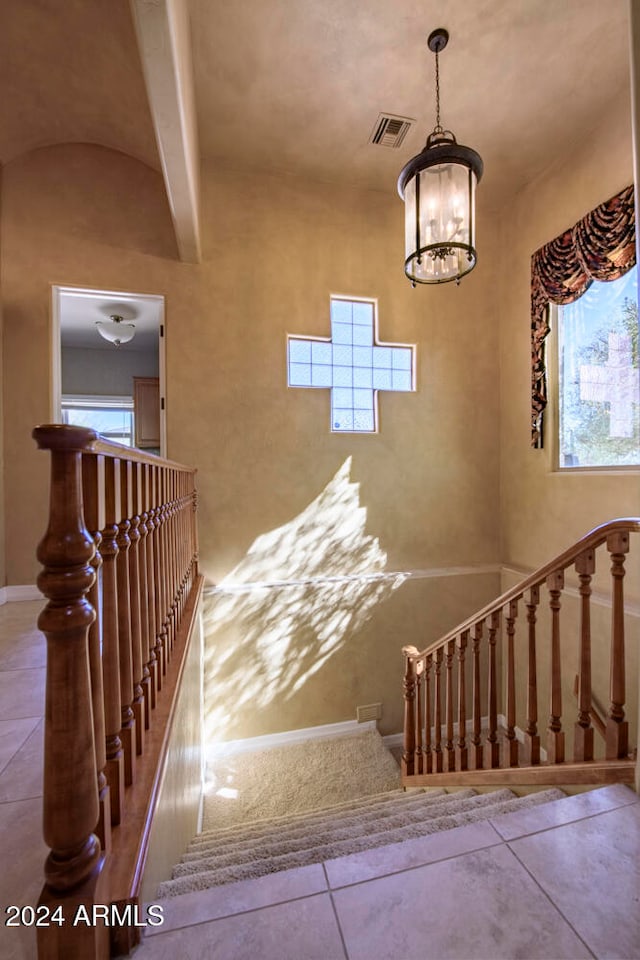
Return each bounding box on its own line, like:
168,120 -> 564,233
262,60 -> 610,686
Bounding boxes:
530,184 -> 636,446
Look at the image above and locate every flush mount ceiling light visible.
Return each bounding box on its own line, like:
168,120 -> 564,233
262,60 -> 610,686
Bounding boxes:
398,28 -> 483,286
95,314 -> 136,347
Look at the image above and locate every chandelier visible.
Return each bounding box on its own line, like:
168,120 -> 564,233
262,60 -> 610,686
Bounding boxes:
398,28 -> 483,285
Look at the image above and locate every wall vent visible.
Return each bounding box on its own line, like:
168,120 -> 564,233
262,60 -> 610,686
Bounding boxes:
369,114 -> 414,148
357,702 -> 382,723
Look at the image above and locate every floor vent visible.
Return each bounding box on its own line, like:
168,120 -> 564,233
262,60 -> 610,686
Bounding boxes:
369,114 -> 413,148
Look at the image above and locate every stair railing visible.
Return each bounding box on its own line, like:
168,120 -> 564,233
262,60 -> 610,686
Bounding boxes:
402,518 -> 640,787
33,424 -> 202,958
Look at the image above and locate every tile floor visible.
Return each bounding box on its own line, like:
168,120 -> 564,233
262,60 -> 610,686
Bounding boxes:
0,600 -> 47,960
137,783 -> 640,960
1,601 -> 639,960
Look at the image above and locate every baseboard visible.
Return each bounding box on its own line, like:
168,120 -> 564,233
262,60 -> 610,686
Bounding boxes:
0,584 -> 43,605
208,718 -> 377,760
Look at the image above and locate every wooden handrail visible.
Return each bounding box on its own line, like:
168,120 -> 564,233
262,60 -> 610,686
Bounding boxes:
33,424 -> 202,958
404,518 -> 640,661
402,518 -> 639,786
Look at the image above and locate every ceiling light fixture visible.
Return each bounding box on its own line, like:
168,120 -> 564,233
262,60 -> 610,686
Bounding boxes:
95,314 -> 136,347
398,28 -> 483,286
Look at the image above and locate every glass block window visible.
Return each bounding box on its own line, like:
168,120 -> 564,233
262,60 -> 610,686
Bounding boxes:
288,297 -> 415,433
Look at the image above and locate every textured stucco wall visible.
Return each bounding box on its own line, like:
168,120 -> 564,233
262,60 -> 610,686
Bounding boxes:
1,142 -> 502,733
498,92 -> 639,579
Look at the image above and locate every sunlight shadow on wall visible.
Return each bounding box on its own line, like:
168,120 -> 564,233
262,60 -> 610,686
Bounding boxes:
202,457 -> 408,754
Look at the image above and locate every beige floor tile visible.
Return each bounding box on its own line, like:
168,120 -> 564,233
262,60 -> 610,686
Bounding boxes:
509,803 -> 640,959
333,843 -> 592,959
0,797 -> 47,960
135,893 -> 346,959
492,783 -> 639,841
0,669 -> 45,721
0,717 -> 40,777
325,819 -> 500,888
145,863 -> 328,935
0,628 -> 45,672
0,720 -> 44,801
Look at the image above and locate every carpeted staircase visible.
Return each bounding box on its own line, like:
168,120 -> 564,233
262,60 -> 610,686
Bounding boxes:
157,784 -> 565,898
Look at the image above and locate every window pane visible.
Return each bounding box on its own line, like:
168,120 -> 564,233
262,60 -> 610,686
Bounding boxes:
62,406 -> 133,445
558,266 -> 639,468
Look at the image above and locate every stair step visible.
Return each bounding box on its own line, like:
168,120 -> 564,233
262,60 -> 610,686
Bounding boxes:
188,788 -> 452,855
178,790 -> 480,868
192,786 -> 431,845
157,788 -> 564,898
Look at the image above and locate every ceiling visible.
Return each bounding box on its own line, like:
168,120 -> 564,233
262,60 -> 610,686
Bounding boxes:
58,288 -> 162,353
0,0 -> 633,217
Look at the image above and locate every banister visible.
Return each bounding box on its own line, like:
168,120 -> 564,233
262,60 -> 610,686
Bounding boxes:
33,424 -> 202,958
34,422 -> 195,471
402,518 -> 639,789
409,518 -> 640,661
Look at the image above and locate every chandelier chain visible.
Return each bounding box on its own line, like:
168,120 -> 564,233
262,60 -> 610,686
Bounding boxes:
433,46 -> 443,135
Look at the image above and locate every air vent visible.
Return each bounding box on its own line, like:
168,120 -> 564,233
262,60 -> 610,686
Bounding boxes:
369,113 -> 414,148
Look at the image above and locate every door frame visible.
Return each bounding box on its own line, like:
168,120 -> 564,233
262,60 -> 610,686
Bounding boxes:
51,285 -> 167,457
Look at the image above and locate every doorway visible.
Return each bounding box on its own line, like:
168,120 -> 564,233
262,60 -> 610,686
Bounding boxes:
51,286 -> 166,457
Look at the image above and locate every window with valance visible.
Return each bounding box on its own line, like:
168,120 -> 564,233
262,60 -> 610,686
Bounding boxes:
530,184 -> 636,447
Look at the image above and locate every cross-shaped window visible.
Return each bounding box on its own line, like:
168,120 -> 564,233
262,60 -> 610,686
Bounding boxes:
287,297 -> 415,433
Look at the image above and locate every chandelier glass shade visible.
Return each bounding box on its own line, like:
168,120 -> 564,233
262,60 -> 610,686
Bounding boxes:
398,29 -> 483,285
95,315 -> 136,347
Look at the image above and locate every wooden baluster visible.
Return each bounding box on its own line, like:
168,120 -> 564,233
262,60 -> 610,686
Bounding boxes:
456,631 -> 468,771
81,454 -> 111,853
606,531 -> 630,759
444,639 -> 456,771
128,462 -> 145,755
525,586 -> 541,765
153,466 -> 165,677
546,570 -> 565,764
164,468 -> 175,657
164,471 -> 174,650
433,647 -> 444,772
102,458 -> 124,823
137,466 -> 152,723
169,471 -> 180,642
574,549 -> 595,762
402,646 -> 418,776
191,476 -> 200,580
414,659 -> 424,775
424,654 -> 432,774
485,612 -> 500,768
33,425 -> 108,960
151,465 -> 166,691
143,464 -> 158,705
116,461 -> 135,787
159,468 -> 171,669
503,601 -> 519,767
471,622 -> 483,769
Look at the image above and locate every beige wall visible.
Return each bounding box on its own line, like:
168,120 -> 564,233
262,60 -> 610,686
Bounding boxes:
1,141 -> 503,734
0,162 -> 4,590
141,608 -> 204,903
498,92 -> 640,579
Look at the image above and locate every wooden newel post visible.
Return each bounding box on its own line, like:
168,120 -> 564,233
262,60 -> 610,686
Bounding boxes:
402,646 -> 418,777
606,531 -> 629,759
33,425 -> 108,960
